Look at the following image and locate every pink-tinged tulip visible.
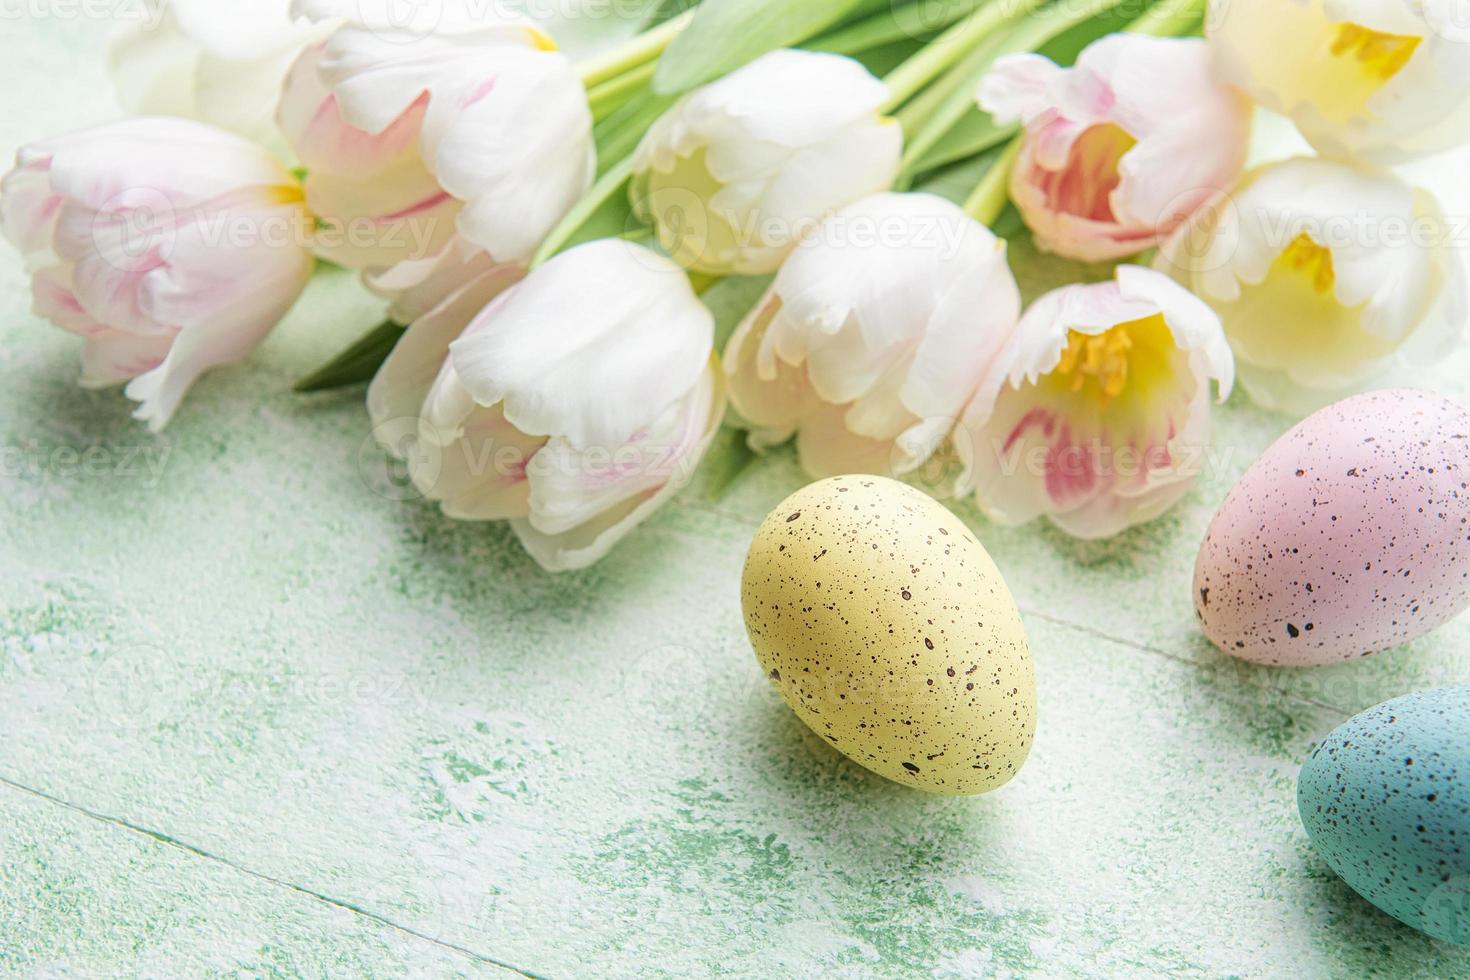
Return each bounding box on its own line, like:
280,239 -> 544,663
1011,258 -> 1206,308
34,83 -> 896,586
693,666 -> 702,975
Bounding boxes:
368,240 -> 724,572
279,4 -> 594,276
724,192 -> 1020,483
957,267 -> 1234,539
0,118 -> 314,431
979,34 -> 1251,263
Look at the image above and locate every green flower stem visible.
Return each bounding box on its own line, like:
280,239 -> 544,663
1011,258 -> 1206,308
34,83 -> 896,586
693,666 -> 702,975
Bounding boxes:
880,0 -> 1023,112
594,89 -> 677,170
577,10 -> 694,88
530,154 -> 637,270
891,5 -> 1036,154
962,137 -> 1022,225
1127,0 -> 1207,36
897,0 -> 1133,185
294,319 -> 405,393
588,60 -> 658,121
809,0 -> 988,56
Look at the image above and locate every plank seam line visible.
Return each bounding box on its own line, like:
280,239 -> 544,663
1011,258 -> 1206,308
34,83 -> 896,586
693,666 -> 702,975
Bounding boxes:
1018,608 -> 1349,716
0,774 -> 546,980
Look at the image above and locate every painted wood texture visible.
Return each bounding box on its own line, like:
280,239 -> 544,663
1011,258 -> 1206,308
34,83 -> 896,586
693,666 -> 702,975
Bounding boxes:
3,16 -> 1469,979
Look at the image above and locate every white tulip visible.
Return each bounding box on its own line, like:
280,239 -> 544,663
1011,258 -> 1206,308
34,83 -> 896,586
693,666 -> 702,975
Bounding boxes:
632,49 -> 902,276
108,0 -> 328,159
1157,156 -> 1466,415
724,192 -> 1020,482
1208,0 -> 1470,162
1,118 -> 315,430
368,240 -> 724,572
365,235 -> 524,326
957,267 -> 1234,540
279,3 -> 594,274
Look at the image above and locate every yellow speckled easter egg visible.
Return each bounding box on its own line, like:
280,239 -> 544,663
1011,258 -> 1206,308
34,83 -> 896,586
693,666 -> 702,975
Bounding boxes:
741,476 -> 1036,795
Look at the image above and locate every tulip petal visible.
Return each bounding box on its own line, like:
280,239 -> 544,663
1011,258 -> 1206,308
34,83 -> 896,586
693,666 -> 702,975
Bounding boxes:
122,207 -> 314,431
425,48 -> 595,263
721,292 -> 810,443
366,238 -> 520,326
794,401 -> 899,480
368,260 -> 523,432
449,241 -> 714,450
633,49 -> 900,275
512,365 -> 725,573
977,53 -> 1064,125
80,331 -> 177,390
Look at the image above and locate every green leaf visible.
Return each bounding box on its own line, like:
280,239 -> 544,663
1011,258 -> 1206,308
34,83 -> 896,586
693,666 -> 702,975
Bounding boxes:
594,89 -> 678,165
807,0 -> 982,55
645,0 -> 702,27
703,426 -> 761,502
909,111 -> 1012,177
653,0 -> 885,94
294,320 -> 405,393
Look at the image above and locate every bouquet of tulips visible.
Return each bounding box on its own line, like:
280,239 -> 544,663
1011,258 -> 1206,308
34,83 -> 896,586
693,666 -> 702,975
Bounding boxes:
4,0 -> 1466,570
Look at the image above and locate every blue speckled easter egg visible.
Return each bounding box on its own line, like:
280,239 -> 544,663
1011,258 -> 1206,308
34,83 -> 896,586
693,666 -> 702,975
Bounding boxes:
1299,688 -> 1470,946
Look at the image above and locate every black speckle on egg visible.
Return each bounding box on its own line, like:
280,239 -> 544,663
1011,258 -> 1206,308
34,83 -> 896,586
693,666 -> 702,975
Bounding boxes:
1193,390 -> 1470,666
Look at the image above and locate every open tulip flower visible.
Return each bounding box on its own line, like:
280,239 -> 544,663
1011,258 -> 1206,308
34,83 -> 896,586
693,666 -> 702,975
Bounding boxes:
108,0 -> 327,160
724,192 -> 1021,482
979,33 -> 1251,263
0,118 -> 315,431
368,240 -> 725,572
632,49 -> 902,276
1156,156 -> 1466,415
958,267 -> 1234,540
1209,0 -> 1470,163
279,1 -> 595,278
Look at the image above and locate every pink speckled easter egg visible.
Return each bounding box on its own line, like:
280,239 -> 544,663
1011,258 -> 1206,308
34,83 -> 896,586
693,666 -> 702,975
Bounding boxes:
1194,389 -> 1470,667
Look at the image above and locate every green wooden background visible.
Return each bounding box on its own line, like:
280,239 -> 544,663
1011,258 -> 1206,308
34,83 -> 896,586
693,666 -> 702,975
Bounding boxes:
3,13 -> 1469,979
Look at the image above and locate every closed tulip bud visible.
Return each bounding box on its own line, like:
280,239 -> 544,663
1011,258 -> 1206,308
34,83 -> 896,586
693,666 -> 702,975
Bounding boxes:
980,34 -> 1251,263
1208,0 -> 1470,162
279,3 -> 594,274
632,49 -> 902,276
1,118 -> 314,431
1156,156 -> 1466,415
958,267 -> 1235,540
368,240 -> 725,572
725,192 -> 1020,483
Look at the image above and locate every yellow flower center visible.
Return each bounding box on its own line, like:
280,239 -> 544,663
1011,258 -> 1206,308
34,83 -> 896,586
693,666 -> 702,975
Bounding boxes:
1055,328 -> 1133,401
269,183 -> 308,207
1277,233 -> 1336,297
1330,23 -> 1421,83
1050,313 -> 1176,410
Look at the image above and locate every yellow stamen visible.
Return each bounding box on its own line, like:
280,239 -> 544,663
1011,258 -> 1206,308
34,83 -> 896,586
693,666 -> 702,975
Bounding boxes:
1330,24 -> 1420,82
269,184 -> 307,206
1278,233 -> 1336,297
1054,325 -> 1136,403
